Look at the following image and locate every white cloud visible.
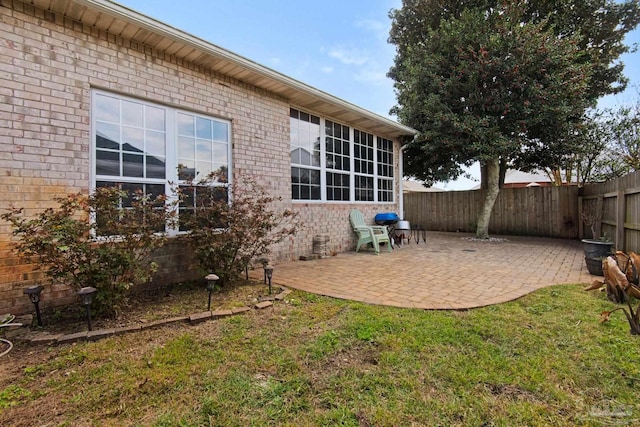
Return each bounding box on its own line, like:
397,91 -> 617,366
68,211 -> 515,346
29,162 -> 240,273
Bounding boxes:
327,47 -> 369,66
355,18 -> 389,40
321,66 -> 334,73
268,57 -> 282,68
355,68 -> 389,85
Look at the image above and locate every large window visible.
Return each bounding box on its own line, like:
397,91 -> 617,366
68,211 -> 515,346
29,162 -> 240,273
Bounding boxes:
290,108 -> 395,203
92,90 -> 231,233
290,109 -> 321,200
377,138 -> 394,202
325,120 -> 350,201
354,129 -> 375,202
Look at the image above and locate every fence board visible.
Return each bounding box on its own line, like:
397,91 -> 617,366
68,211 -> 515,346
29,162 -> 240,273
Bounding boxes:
404,170 -> 639,250
578,170 -> 640,253
404,186 -> 579,238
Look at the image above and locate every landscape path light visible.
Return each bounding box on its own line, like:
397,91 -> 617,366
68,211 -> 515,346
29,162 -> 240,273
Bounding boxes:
205,274 -> 219,311
77,286 -> 98,331
23,285 -> 44,326
264,265 -> 274,295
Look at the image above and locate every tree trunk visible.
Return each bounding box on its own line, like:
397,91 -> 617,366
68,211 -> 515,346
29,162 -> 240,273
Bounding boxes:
476,158 -> 500,239
481,159 -> 507,190
499,158 -> 507,188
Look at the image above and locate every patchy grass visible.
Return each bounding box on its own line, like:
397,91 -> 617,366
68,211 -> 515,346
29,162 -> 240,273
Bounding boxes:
29,279 -> 275,335
1,284 -> 639,426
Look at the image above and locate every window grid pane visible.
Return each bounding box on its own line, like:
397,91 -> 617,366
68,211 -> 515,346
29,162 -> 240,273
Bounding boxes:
95,181 -> 167,234
326,171 -> 350,201
178,184 -> 228,231
325,120 -> 350,172
378,178 -> 394,202
355,175 -> 374,202
291,166 -> 321,201
377,138 -> 394,178
354,129 -> 374,175
177,112 -> 229,183
94,93 -> 167,181
290,108 -> 321,169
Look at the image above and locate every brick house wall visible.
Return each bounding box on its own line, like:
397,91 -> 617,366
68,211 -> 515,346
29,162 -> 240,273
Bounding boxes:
0,1 -> 401,315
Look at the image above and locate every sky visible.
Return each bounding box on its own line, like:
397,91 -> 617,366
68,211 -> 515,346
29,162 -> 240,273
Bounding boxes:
115,0 -> 640,190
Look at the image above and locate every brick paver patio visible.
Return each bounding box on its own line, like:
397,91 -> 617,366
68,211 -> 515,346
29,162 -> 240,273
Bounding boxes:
264,232 -> 596,309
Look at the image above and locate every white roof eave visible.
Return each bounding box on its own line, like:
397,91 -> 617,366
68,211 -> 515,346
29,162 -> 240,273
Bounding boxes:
34,0 -> 417,139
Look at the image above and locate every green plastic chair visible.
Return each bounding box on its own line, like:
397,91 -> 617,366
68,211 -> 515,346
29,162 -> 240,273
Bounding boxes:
349,209 -> 392,254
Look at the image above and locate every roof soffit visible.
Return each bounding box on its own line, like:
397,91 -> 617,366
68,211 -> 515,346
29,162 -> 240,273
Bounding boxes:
23,0 -> 417,139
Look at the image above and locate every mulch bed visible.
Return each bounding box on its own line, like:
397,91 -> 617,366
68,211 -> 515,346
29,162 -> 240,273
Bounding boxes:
20,279 -> 276,337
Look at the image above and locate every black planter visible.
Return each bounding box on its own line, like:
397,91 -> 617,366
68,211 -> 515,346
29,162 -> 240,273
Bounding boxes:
584,256 -> 605,276
581,239 -> 614,276
582,239 -> 614,258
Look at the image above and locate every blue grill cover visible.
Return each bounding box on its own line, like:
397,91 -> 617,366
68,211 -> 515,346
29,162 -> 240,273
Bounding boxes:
374,212 -> 399,224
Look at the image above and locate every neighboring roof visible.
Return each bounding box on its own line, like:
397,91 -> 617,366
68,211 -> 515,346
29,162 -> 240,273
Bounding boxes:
503,169 -> 551,184
470,169 -> 551,190
402,180 -> 443,193
23,0 -> 417,139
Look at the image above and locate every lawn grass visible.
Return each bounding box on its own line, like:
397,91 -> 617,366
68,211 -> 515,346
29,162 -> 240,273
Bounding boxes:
1,284 -> 639,426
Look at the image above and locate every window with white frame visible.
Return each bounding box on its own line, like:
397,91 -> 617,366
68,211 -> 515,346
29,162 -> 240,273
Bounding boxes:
377,137 -> 394,202
325,120 -> 351,201
290,108 -> 321,200
92,90 -> 231,232
290,108 -> 395,203
353,129 -> 375,202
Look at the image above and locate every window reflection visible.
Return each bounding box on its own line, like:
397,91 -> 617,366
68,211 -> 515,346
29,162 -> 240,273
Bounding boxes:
213,142 -> 228,164
290,109 -> 321,170
94,91 -> 231,234
96,123 -> 120,150
213,121 -> 228,141
95,94 -> 119,122
123,153 -> 143,177
179,136 -> 195,159
145,106 -> 165,131
122,100 -> 144,127
146,155 -> 166,179
178,184 -> 228,231
196,117 -> 213,139
96,150 -> 120,176
146,131 -> 165,156
95,95 -> 170,182
177,113 -> 230,184
122,126 -> 144,153
197,140 -> 213,161
178,113 -> 195,137
178,161 -> 196,181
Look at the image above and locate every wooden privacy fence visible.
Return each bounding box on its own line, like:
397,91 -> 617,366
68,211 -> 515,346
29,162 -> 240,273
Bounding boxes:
404,186 -> 579,239
579,170 -> 640,253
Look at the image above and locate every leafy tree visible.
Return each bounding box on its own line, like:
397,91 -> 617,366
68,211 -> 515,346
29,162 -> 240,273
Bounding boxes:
390,0 -> 640,102
389,2 -> 593,237
607,99 -> 640,173
545,96 -> 640,187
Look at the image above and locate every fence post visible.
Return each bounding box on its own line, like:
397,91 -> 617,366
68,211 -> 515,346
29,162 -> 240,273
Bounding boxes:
578,196 -> 584,239
595,195 -> 604,239
617,185 -> 626,251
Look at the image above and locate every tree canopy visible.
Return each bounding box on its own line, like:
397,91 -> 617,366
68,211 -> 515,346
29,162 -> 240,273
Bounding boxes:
388,0 -> 640,237
575,100 -> 640,184
390,0 -> 640,104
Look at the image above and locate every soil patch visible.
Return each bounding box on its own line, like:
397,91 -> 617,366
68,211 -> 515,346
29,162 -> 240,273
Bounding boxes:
19,279 -> 276,337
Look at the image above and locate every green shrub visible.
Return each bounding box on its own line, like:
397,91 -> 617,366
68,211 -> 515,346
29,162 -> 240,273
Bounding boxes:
178,175 -> 300,285
2,187 -> 176,316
